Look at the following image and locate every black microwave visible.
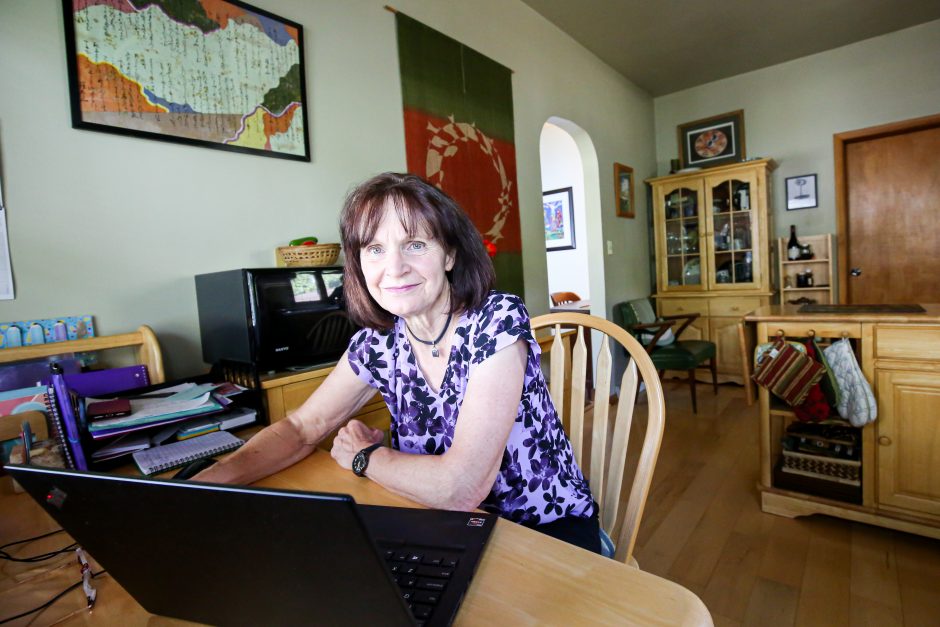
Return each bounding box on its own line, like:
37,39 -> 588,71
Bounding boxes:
194,267 -> 358,373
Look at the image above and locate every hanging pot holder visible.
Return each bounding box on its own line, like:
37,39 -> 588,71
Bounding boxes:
753,338 -> 825,407
823,338 -> 876,426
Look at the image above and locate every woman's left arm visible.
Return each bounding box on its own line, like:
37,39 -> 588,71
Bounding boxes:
330,339 -> 528,511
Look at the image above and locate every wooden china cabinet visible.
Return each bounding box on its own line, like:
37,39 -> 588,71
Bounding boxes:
647,158 -> 776,383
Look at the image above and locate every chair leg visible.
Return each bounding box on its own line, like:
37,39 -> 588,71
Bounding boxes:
710,358 -> 718,394
688,369 -> 697,413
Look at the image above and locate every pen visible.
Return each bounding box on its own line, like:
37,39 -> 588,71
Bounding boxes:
21,420 -> 32,463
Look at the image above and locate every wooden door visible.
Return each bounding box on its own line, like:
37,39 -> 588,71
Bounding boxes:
836,114 -> 940,303
876,369 -> 940,518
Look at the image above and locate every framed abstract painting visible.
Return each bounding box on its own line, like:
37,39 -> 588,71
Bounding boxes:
677,110 -> 745,169
543,187 -> 576,251
62,0 -> 310,161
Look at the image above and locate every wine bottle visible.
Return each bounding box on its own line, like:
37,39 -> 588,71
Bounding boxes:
787,225 -> 801,261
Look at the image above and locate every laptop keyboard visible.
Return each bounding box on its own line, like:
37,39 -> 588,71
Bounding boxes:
381,544 -> 460,624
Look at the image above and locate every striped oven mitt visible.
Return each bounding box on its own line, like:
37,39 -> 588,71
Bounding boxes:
753,338 -> 826,407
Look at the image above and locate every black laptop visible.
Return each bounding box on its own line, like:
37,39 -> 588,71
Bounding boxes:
6,464 -> 496,626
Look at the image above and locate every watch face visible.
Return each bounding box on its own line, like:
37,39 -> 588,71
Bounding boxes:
352,451 -> 367,476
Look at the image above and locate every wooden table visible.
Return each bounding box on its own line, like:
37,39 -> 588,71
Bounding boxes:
0,453 -> 712,626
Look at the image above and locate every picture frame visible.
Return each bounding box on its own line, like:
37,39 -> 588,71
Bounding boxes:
677,110 -> 745,169
785,174 -> 818,210
543,187 -> 576,251
614,163 -> 635,218
62,0 -> 310,162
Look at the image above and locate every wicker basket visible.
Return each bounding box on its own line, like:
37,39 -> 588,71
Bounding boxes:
781,450 -> 861,486
276,243 -> 341,267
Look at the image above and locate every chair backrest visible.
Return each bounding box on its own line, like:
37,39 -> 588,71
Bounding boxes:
550,291 -> 582,306
530,312 -> 665,564
613,298 -> 657,327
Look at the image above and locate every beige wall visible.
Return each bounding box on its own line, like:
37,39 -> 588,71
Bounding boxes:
654,19 -> 940,246
0,0 -> 655,377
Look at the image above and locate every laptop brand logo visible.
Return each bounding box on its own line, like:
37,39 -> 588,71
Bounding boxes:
467,517 -> 485,527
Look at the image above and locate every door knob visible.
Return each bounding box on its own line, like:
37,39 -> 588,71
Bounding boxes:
878,435 -> 892,446
850,268 -> 862,277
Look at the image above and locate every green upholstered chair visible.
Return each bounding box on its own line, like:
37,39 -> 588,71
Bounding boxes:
612,299 -> 717,413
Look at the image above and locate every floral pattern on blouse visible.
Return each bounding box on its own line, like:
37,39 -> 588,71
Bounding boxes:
346,291 -> 595,525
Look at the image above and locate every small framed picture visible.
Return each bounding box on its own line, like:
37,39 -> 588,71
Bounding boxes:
543,187 -> 576,251
785,174 -> 818,210
614,163 -> 634,218
677,110 -> 746,169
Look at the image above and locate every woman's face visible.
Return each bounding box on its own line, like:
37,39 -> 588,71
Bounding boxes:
359,203 -> 455,321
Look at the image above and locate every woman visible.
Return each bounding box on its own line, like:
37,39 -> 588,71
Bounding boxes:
197,173 -> 599,552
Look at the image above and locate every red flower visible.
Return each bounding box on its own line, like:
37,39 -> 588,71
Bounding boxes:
482,239 -> 497,258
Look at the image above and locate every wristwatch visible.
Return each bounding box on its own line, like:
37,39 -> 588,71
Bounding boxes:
352,443 -> 383,477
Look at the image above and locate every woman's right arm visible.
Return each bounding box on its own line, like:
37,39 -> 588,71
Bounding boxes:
193,353 -> 377,484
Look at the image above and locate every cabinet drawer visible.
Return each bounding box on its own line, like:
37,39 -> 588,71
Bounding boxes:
875,326 -> 940,361
659,298 -> 708,317
710,297 -> 763,317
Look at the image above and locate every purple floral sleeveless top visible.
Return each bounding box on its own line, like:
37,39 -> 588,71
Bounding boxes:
346,291 -> 595,525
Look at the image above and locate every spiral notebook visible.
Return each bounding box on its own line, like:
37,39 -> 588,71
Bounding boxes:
132,431 -> 243,475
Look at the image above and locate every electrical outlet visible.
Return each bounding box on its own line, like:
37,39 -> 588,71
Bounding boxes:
606,240 -> 613,255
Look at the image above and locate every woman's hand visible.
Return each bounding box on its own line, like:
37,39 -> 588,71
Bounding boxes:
331,419 -> 385,471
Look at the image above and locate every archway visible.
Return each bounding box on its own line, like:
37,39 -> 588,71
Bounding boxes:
538,117 -> 605,315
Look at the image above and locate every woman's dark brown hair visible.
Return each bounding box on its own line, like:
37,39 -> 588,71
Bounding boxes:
340,172 -> 495,329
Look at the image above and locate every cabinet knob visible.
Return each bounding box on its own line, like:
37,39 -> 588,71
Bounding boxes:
878,435 -> 892,446
731,306 -> 740,312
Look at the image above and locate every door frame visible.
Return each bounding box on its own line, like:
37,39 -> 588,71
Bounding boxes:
834,112 -> 940,303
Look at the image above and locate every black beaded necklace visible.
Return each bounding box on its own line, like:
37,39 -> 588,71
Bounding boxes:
406,311 -> 453,358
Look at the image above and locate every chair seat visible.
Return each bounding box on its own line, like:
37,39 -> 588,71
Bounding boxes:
650,340 -> 716,370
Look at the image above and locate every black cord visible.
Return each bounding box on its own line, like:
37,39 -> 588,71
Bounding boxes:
0,529 -> 78,563
0,569 -> 106,625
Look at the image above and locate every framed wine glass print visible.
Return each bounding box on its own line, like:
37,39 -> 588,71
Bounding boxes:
785,174 -> 818,210
677,110 -> 745,169
614,163 -> 635,218
543,187 -> 576,251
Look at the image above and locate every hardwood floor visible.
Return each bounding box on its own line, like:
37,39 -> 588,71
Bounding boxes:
630,382 -> 940,627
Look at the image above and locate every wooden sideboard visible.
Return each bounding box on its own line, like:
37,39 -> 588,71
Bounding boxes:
260,365 -> 390,448
257,331 -> 568,448
745,305 -> 940,539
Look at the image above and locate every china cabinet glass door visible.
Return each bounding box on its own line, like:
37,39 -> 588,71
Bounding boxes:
706,172 -> 760,289
661,184 -> 704,290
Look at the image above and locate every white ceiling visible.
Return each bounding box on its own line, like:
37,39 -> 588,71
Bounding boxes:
519,0 -> 940,96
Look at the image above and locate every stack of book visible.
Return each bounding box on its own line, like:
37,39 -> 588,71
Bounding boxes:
42,368 -> 253,468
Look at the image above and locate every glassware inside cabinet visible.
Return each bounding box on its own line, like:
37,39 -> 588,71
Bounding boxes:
712,179 -> 755,285
663,186 -> 701,287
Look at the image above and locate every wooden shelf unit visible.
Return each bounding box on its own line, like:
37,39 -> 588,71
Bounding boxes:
777,233 -> 836,305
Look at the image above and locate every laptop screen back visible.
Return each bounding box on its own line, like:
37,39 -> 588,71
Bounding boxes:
7,464 -> 414,627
